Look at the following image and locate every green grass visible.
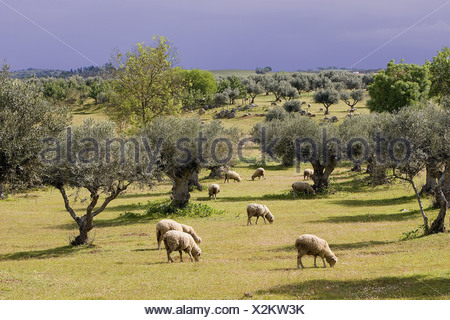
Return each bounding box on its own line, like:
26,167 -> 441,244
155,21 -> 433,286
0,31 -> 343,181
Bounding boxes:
0,165 -> 448,300
0,88 -> 448,300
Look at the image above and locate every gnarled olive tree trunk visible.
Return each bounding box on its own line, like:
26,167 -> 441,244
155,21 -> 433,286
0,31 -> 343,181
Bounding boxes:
311,157 -> 338,192
168,169 -> 196,208
429,166 -> 449,234
421,163 -> 439,195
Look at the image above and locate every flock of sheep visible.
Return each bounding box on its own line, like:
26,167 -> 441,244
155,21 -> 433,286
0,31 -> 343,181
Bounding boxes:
156,167 -> 337,268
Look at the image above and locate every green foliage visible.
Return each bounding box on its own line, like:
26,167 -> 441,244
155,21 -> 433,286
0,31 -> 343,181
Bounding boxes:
0,66 -> 71,194
401,225 -> 427,240
340,89 -> 365,108
265,106 -> 289,121
108,36 -> 183,128
313,88 -> 340,114
134,199 -> 224,218
428,47 -> 450,106
178,68 -> 217,109
283,100 -> 302,113
367,60 -> 430,113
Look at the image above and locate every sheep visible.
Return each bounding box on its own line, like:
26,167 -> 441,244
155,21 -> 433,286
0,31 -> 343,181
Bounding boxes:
292,181 -> 315,197
208,184 -> 220,200
319,107 -> 324,112
163,230 -> 202,263
270,102 -> 277,106
198,108 -> 206,115
303,168 -> 314,180
155,219 -> 202,250
224,170 -> 242,183
251,167 -> 265,180
295,234 -> 337,268
247,203 -> 274,226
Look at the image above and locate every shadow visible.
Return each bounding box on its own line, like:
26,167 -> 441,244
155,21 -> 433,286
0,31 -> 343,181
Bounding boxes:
143,261 -> 169,265
0,245 -> 89,261
216,192 -> 320,202
118,192 -> 169,199
269,267 -> 300,271
331,176 -> 387,193
256,275 -> 450,299
104,203 -> 146,212
330,194 -> 417,207
271,240 -> 396,254
310,209 -> 424,223
133,248 -> 159,252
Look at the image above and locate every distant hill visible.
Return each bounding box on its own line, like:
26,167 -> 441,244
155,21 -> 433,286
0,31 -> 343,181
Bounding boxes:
11,68 -> 72,79
209,69 -> 257,77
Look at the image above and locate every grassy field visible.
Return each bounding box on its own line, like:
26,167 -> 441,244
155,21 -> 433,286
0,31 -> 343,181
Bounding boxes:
0,92 -> 448,300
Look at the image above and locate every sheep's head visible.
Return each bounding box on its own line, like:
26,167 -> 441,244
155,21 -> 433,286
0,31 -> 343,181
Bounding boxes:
265,208 -> 274,224
193,247 -> 202,261
237,176 -> 242,182
326,255 -> 337,267
192,234 -> 202,244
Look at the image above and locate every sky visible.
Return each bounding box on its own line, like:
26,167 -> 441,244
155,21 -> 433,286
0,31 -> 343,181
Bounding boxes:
0,0 -> 449,71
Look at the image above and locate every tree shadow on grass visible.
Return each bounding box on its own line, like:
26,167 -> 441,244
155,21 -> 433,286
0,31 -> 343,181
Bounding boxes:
211,192 -> 321,203
309,208 -> 425,223
255,275 -> 450,299
331,176 -> 388,193
0,245 -> 89,261
329,194 -> 416,207
270,240 -> 396,254
117,192 -> 169,199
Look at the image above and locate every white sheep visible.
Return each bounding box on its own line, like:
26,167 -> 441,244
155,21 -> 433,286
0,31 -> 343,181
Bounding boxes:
208,184 -> 220,200
295,234 -> 337,268
156,219 -> 202,250
163,230 -> 202,263
247,203 -> 274,226
303,168 -> 314,180
251,167 -> 265,180
224,170 -> 242,183
292,181 -> 315,196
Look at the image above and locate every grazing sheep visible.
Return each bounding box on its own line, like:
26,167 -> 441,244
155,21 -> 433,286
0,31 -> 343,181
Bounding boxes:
198,108 -> 206,115
303,168 -> 314,180
330,116 -> 339,122
224,170 -> 242,183
292,181 -> 315,196
251,167 -> 265,180
295,234 -> 337,268
208,184 -> 220,200
163,230 -> 202,263
271,102 -> 277,106
156,219 -> 202,250
319,107 -> 324,112
247,203 -> 274,226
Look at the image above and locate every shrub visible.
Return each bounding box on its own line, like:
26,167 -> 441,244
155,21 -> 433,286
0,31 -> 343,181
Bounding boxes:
283,100 -> 302,113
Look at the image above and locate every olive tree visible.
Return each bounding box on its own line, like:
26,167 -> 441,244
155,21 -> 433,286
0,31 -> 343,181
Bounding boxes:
41,119 -> 157,245
0,66 -> 70,198
313,88 -> 340,115
108,36 -> 183,128
140,117 -> 241,208
340,89 -> 365,109
242,78 -> 264,103
252,117 -> 341,190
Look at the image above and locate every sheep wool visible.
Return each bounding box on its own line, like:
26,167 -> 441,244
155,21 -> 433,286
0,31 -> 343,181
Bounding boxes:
163,230 -> 202,263
295,234 -> 337,268
208,184 -> 220,200
292,181 -> 315,196
303,169 -> 314,180
251,168 -> 265,180
156,219 -> 201,250
224,170 -> 242,183
246,203 -> 274,226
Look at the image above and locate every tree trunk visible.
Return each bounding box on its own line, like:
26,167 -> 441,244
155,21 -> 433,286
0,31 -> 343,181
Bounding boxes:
71,215 -> 93,246
170,171 -> 193,208
410,179 -> 428,228
0,183 -> 5,199
351,163 -> 362,172
324,106 -> 329,115
428,188 -> 447,234
208,166 -> 228,179
366,155 -> 388,185
421,164 -> 438,194
188,169 -> 202,191
311,159 -> 337,192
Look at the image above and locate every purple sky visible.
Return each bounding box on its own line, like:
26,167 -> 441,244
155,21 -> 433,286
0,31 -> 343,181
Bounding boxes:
1,0 -> 449,71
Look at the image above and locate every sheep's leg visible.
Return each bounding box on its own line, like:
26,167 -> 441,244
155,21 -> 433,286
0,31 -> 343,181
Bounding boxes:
247,218 -> 251,226
314,255 -> 317,268
167,249 -> 173,263
255,216 -> 259,225
321,256 -> 327,268
262,216 -> 267,224
188,251 -> 193,262
156,231 -> 161,250
179,251 -> 183,262
297,254 -> 305,269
